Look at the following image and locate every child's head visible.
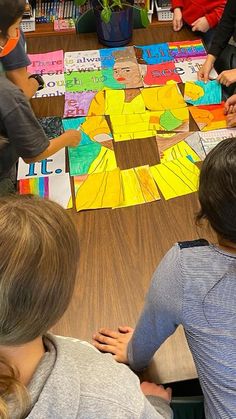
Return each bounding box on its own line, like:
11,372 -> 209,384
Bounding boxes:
198,138 -> 236,243
0,195 -> 79,346
0,0 -> 25,38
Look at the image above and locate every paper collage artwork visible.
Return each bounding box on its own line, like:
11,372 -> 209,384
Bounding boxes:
135,40 -> 217,86
64,46 -> 143,92
105,89 -> 146,115
62,116 -> 116,176
19,173 -> 72,209
63,91 -> 105,117
117,166 -> 160,208
28,50 -> 65,98
160,140 -> 201,163
74,169 -> 122,211
17,148 -> 66,180
141,84 -> 186,111
74,166 -> 160,211
156,132 -> 205,161
150,157 -> 200,200
184,80 -> 221,106
37,116 -> 64,139
198,128 -> 236,155
26,39 -> 227,210
189,103 -> 227,131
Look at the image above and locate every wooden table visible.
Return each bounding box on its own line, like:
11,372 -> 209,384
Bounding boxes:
27,24 -> 215,384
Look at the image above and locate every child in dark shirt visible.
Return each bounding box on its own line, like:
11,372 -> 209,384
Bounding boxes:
0,77 -> 81,195
0,0 -> 40,97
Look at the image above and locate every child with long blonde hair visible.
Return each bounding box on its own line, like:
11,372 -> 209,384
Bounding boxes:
0,195 -> 172,419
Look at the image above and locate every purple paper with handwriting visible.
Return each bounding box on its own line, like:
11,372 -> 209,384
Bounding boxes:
63,91 -> 98,117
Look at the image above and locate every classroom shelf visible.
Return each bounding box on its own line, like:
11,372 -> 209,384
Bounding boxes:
25,19 -> 172,38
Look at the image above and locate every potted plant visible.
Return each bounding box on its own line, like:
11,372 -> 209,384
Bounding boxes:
75,0 -> 149,47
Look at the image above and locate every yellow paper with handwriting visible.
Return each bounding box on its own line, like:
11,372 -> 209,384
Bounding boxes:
74,168 -> 122,211
116,166 -> 160,207
161,140 -> 201,163
150,157 -> 200,200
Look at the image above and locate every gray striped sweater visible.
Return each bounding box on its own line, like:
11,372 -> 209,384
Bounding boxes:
127,240 -> 236,419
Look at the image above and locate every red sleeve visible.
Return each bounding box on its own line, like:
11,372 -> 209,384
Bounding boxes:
171,0 -> 184,12
205,2 -> 227,28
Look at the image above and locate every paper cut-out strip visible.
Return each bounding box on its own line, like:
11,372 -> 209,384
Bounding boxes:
18,173 -> 72,209
151,157 -> 200,200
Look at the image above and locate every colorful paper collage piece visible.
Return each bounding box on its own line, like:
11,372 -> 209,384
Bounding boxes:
33,73 -> 65,98
64,50 -> 101,72
74,168 -> 122,211
28,50 -> 64,75
189,103 -> 227,131
111,108 -> 189,141
175,57 -> 218,83
150,108 -> 189,132
105,89 -> 145,115
68,142 -> 117,176
156,132 -> 191,153
64,69 -> 125,92
17,149 -> 66,180
184,80 -> 221,106
199,128 -> 236,155
184,132 -> 206,160
38,116 -> 64,139
151,157 -> 200,200
63,116 -> 116,175
141,84 -> 186,111
160,140 -> 201,163
134,44 -> 173,65
168,40 -> 206,61
18,173 -> 72,209
110,113 -> 156,142
156,132 -> 205,161
139,61 -> 182,87
62,115 -> 113,145
63,91 -> 105,117
64,46 -> 142,92
115,166 -> 160,208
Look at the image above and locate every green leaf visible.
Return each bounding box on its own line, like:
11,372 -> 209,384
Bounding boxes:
74,0 -> 88,6
101,7 -> 112,23
140,8 -> 149,27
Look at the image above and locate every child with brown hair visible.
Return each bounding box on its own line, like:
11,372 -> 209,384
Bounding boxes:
0,0 -> 43,97
94,137 -> 236,419
0,195 -> 172,419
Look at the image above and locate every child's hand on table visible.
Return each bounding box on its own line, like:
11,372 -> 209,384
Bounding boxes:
93,326 -> 134,363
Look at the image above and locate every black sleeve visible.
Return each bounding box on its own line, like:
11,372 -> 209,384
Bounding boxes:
208,0 -> 236,57
3,99 -> 50,159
